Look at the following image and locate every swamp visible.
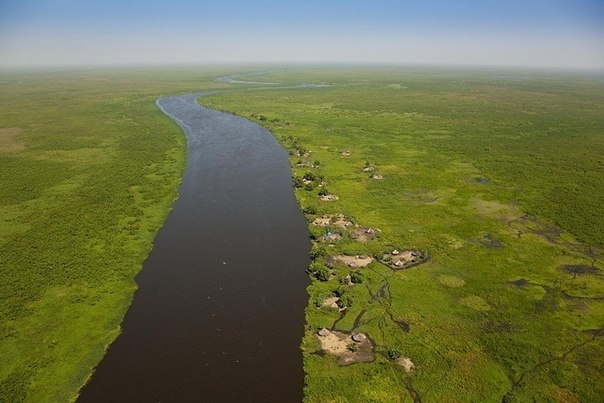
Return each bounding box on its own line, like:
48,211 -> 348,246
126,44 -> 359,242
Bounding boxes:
1,66 -> 603,401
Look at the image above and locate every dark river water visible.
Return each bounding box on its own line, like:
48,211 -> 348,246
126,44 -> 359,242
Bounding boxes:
78,93 -> 311,402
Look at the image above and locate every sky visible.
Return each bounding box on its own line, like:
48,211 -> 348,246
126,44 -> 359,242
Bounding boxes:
1,0 -> 603,69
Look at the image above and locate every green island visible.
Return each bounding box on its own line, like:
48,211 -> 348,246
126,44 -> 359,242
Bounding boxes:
1,67 -> 603,401
201,68 -> 604,402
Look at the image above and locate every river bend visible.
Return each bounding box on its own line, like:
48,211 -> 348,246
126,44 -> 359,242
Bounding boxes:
78,93 -> 311,402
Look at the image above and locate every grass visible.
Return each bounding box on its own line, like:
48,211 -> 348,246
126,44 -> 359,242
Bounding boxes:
201,67 -> 604,402
0,67 -> 242,402
1,66 -> 602,401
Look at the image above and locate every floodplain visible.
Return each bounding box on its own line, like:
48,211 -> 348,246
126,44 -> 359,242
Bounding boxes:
0,66 -> 602,402
0,68 -> 234,401
202,67 -> 604,402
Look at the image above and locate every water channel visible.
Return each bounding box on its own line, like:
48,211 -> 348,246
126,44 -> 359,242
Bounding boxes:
78,92 -> 311,402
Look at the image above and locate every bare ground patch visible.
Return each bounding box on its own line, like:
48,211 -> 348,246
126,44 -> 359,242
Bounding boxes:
312,214 -> 353,229
379,249 -> 428,269
312,215 -> 332,226
319,194 -> 339,202
329,254 -> 374,268
397,357 -> 416,373
322,296 -> 341,310
351,227 -> 377,242
319,232 -> 343,244
332,214 -> 353,228
316,329 -> 374,365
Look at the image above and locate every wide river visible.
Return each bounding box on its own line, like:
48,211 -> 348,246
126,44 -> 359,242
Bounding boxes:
78,93 -> 311,402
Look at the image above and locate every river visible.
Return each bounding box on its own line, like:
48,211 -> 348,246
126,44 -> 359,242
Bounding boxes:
77,92 -> 311,402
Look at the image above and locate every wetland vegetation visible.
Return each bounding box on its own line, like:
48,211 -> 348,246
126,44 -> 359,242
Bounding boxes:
1,66 -> 602,401
202,68 -> 604,402
0,68 -> 239,401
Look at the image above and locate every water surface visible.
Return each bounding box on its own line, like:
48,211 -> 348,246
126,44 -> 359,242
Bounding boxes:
78,93 -> 310,402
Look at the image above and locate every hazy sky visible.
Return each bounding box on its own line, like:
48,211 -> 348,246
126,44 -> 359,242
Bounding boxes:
1,0 -> 603,69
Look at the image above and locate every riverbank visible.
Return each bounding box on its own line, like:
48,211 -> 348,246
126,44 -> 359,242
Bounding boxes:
2,67 -> 602,402
0,68 -> 234,402
77,92 -> 310,401
200,68 -> 604,402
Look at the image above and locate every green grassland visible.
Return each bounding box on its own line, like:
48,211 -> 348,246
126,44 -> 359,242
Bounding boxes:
1,66 -> 602,402
201,68 -> 604,402
0,68 -> 244,402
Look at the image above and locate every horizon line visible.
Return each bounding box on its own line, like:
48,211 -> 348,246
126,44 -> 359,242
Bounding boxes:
2,61 -> 604,75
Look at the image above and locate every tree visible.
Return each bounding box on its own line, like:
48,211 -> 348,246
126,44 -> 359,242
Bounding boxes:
350,271 -> 364,284
308,262 -> 330,282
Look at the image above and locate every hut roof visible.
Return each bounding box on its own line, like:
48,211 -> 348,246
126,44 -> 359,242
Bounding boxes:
352,333 -> 367,342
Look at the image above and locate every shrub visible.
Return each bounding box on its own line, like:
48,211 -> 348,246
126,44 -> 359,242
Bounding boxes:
387,347 -> 402,361
303,172 -> 316,181
303,205 -> 317,214
350,271 -> 364,284
333,286 -> 347,297
314,267 -> 330,282
309,245 -> 326,259
336,294 -> 353,308
308,262 -> 330,282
